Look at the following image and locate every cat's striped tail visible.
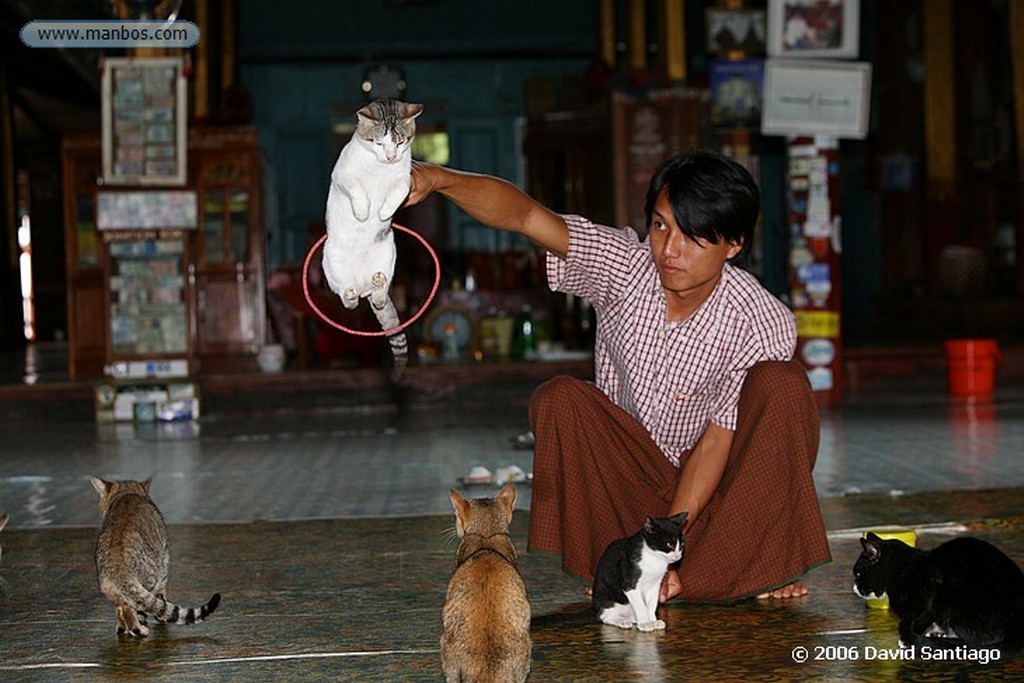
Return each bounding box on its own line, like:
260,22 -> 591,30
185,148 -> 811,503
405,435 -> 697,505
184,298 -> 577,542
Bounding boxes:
156,592 -> 221,625
370,297 -> 408,381
125,579 -> 221,626
388,332 -> 409,381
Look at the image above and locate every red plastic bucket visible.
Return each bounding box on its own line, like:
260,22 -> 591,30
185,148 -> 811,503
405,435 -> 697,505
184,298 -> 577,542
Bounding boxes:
944,339 -> 1000,397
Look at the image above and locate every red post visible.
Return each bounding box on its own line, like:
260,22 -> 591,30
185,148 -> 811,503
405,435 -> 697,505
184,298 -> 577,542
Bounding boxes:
786,136 -> 843,406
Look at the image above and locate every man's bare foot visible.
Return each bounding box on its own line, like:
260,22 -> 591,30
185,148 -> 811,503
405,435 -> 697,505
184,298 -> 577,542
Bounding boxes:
659,568 -> 683,603
756,580 -> 808,600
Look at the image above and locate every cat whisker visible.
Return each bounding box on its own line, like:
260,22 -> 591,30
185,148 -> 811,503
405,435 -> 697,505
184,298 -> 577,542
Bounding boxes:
439,525 -> 461,549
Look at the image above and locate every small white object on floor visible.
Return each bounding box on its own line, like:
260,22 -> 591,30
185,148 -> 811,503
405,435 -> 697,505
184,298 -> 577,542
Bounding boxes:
464,466 -> 493,484
509,431 -> 535,450
494,465 -> 528,483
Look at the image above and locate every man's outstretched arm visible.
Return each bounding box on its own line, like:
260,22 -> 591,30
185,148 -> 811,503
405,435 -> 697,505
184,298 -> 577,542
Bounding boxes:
407,161 -> 570,258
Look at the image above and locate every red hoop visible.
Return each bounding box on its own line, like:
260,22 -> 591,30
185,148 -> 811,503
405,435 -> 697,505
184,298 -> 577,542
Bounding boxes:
302,223 -> 441,336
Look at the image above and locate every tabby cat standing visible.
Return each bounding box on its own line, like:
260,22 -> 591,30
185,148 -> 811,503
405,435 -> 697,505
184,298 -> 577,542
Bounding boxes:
92,477 -> 220,637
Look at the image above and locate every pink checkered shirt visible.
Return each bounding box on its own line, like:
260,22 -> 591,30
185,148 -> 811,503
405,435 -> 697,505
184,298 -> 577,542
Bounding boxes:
547,215 -> 797,466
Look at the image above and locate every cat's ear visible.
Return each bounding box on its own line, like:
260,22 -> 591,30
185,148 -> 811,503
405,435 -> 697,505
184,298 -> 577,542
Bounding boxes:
449,489 -> 471,535
403,102 -> 424,120
643,516 -> 657,534
141,478 -> 152,493
91,476 -> 111,497
449,488 -> 468,510
670,511 -> 689,528
356,104 -> 379,125
497,483 -> 517,520
860,534 -> 883,561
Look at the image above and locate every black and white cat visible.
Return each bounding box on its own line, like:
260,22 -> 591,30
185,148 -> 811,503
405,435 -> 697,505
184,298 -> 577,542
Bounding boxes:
323,98 -> 423,380
592,512 -> 687,632
853,532 -> 1024,654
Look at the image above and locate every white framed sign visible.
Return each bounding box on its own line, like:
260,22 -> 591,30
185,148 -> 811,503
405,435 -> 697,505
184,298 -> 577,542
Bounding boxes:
101,56 -> 187,186
761,59 -> 871,139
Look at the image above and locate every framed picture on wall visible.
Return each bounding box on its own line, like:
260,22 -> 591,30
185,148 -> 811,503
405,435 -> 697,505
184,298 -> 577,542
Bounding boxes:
766,0 -> 860,59
709,59 -> 765,128
102,56 -> 187,186
706,8 -> 766,57
761,59 -> 872,139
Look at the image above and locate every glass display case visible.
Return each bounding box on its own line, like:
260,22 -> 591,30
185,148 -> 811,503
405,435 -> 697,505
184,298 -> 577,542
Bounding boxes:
106,234 -> 189,357
62,127 -> 266,379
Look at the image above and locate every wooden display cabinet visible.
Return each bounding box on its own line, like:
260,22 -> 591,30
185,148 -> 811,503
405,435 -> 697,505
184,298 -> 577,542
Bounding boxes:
62,127 -> 266,380
189,128 -> 266,372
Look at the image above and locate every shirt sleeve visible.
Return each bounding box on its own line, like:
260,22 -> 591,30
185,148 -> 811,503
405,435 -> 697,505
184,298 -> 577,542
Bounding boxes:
709,283 -> 797,431
546,215 -> 646,309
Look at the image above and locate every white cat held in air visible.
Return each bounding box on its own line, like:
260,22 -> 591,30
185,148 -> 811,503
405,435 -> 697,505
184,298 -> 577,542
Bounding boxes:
322,98 -> 423,379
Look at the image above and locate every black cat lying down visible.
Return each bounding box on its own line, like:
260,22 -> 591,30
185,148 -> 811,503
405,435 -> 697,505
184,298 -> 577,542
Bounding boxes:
853,532 -> 1024,655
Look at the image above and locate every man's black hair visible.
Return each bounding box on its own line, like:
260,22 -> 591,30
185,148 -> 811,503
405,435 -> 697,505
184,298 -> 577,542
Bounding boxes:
643,150 -> 760,263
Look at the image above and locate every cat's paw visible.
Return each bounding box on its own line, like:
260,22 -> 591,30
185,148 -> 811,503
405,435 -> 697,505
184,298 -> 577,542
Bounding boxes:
351,197 -> 371,222
601,617 -> 635,630
120,624 -> 149,637
637,620 -> 665,632
342,287 -> 360,309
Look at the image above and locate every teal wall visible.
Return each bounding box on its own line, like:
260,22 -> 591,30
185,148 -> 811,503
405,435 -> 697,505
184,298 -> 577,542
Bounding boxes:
242,59 -> 590,268
238,1 -> 595,269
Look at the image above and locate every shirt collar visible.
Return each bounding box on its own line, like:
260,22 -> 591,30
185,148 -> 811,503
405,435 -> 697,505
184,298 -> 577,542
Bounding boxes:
659,264 -> 733,344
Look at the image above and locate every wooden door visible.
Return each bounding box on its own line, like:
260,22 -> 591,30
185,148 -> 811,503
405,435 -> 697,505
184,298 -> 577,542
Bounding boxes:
192,131 -> 266,371
61,134 -> 106,379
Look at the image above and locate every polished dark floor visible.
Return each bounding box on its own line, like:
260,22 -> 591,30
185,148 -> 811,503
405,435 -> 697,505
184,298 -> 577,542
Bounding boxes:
2,343 -> 1024,681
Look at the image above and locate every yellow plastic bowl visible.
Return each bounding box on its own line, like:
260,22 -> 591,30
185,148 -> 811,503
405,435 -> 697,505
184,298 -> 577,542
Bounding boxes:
862,527 -> 917,609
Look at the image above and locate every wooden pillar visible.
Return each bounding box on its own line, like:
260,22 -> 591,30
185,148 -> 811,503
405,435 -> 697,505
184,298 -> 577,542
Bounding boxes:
627,0 -> 646,72
1009,0 -> 1024,296
922,0 -> 957,296
660,0 -> 687,82
0,60 -> 20,350
787,137 -> 843,407
221,0 -> 237,89
599,0 -> 616,68
194,0 -> 209,120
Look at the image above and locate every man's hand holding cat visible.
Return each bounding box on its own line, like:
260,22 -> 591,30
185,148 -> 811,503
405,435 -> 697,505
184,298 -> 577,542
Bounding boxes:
405,160 -> 439,208
660,567 -> 683,603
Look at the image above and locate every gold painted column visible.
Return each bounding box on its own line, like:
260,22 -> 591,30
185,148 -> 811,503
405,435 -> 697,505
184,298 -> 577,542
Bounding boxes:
599,0 -> 616,68
627,0 -> 646,72
922,1 -> 956,183
660,0 -> 686,82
